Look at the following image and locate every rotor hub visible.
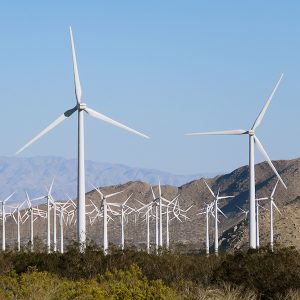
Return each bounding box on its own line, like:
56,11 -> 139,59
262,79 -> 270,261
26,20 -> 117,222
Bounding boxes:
248,130 -> 255,136
78,103 -> 87,111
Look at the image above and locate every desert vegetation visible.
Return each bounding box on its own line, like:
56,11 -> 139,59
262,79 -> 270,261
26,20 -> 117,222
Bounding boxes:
0,243 -> 299,299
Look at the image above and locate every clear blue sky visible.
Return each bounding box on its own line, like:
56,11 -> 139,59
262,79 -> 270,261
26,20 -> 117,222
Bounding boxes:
1,1 -> 299,175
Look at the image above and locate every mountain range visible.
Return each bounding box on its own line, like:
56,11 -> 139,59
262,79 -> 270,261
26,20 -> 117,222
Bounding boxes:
0,156 -> 215,202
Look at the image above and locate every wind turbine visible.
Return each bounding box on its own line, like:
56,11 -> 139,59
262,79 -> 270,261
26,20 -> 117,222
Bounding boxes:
204,181 -> 233,255
255,197 -> 269,248
0,193 -> 15,251
268,180 -> 281,252
11,200 -> 27,251
16,27 -> 150,250
198,202 -> 214,256
186,75 -> 287,249
109,194 -> 134,250
92,184 -> 124,254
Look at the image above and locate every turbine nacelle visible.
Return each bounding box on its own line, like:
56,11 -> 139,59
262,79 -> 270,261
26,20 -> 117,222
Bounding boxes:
78,103 -> 87,111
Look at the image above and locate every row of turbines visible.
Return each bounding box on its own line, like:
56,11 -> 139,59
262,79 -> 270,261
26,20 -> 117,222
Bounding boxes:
0,177 -> 282,255
14,27 -> 286,251
0,180 -> 190,254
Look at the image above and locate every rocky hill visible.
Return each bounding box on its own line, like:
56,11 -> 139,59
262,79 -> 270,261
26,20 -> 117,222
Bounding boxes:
3,157 -> 300,252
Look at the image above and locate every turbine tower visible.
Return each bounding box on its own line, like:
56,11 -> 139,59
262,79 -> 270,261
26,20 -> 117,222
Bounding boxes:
186,75 -> 287,249
16,27 -> 149,249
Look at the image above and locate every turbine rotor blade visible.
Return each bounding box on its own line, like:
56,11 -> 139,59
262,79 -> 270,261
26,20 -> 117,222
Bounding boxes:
150,187 -> 156,201
123,193 -> 133,206
204,181 -> 215,198
254,135 -> 287,189
185,129 -> 247,136
16,107 -> 77,155
271,179 -> 280,199
69,27 -> 82,104
106,190 -> 124,199
84,107 -> 150,139
252,74 -> 284,130
272,201 -> 282,216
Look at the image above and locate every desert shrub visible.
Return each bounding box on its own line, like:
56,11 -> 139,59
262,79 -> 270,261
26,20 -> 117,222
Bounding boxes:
0,265 -> 177,300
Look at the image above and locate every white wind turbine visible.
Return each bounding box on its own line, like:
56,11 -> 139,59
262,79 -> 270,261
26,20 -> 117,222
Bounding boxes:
198,202 -> 214,256
163,195 -> 180,250
1,193 -> 15,251
55,200 -> 73,253
150,180 -> 168,249
255,197 -> 269,248
268,180 -> 281,252
136,200 -> 153,254
204,181 -> 233,255
92,184 -> 124,254
16,27 -> 150,250
23,193 -> 47,251
11,200 -> 27,251
109,194 -> 134,250
186,75 -> 287,249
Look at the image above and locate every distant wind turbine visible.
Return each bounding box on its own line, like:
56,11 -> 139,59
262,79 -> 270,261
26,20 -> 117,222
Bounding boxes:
16,27 -> 150,250
204,181 -> 233,255
186,74 -> 287,249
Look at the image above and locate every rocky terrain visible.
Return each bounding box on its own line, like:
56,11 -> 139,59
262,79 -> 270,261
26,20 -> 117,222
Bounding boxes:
3,157 -> 300,252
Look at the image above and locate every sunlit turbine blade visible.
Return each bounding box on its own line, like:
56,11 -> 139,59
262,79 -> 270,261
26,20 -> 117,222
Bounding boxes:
185,129 -> 247,136
158,178 -> 162,198
218,196 -> 234,200
150,186 -> 156,201
254,135 -> 287,189
91,184 -> 104,199
123,193 -> 133,206
84,107 -> 150,139
204,181 -> 215,198
69,27 -> 82,104
271,179 -> 280,199
256,197 -> 269,201
272,201 -> 282,216
49,177 -> 55,195
252,74 -> 284,130
106,190 -> 124,199
1,192 -> 15,203
16,107 -> 77,155
217,207 -> 227,218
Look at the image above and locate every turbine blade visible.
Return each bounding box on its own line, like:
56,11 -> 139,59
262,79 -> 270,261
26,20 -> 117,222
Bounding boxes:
271,179 -> 280,199
151,187 -> 156,201
217,207 -> 227,218
2,192 -> 15,203
106,190 -> 124,199
204,181 -> 215,198
123,193 -> 133,206
254,135 -> 287,189
185,129 -> 247,136
91,184 -> 104,199
49,177 -> 55,195
69,27 -> 82,104
158,178 -> 162,198
84,107 -> 150,139
256,197 -> 269,202
272,201 -> 282,216
16,107 -> 77,155
252,74 -> 284,130
218,196 -> 234,200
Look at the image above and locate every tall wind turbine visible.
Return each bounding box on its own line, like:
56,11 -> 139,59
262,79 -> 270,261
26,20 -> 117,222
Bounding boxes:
16,28 -> 149,249
186,75 -> 287,249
